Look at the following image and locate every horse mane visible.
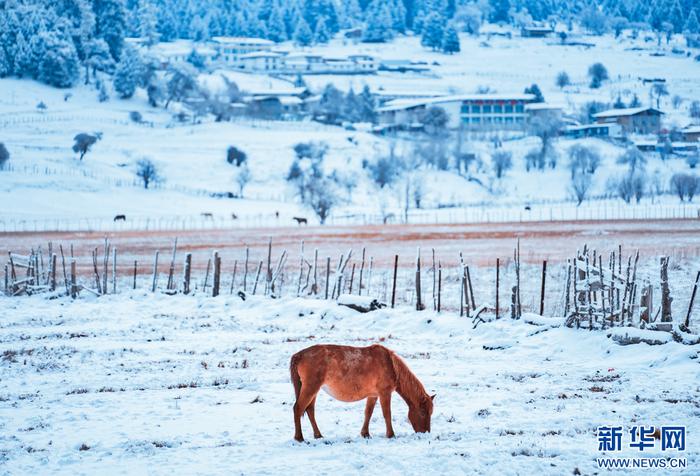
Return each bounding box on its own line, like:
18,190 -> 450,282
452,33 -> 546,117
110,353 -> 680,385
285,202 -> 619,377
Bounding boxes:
388,350 -> 428,404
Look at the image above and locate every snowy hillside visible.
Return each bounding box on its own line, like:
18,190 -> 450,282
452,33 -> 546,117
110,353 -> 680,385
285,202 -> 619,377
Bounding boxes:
1,293 -> 698,474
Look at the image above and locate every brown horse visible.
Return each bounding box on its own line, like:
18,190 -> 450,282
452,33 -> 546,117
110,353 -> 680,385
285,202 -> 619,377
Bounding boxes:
289,344 -> 434,442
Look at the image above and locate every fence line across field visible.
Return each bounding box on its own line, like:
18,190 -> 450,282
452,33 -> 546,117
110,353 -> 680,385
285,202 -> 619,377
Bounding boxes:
4,236 -> 699,341
1,203 -> 698,233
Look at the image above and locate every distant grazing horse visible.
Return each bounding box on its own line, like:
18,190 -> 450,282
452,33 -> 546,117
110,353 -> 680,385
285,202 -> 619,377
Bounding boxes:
292,216 -> 308,225
113,214 -> 126,222
290,344 -> 434,442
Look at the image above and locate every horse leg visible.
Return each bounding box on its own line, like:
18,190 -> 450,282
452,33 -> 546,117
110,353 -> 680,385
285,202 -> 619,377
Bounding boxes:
379,393 -> 395,438
293,383 -> 321,442
361,396 -> 377,438
306,397 -> 323,439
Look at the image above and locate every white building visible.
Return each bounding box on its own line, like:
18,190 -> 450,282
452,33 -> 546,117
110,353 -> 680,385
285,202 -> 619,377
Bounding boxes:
210,37 -> 274,65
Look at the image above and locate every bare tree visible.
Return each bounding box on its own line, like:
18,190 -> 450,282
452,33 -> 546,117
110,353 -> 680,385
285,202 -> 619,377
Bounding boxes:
492,150 -> 513,179
571,173 -> 593,205
305,177 -> 338,224
236,164 -> 252,197
616,146 -> 647,173
568,144 -> 601,178
670,173 -> 700,202
136,158 -> 161,189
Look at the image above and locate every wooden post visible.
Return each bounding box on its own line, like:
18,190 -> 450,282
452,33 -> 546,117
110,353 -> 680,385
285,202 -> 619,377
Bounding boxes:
112,247 -> 117,294
151,250 -> 160,293
183,254 -> 192,295
640,282 -> 653,323
212,252 -> 221,297
243,247 -> 249,292
70,259 -> 77,299
516,239 -> 522,319
466,266 -> 476,310
358,248 -> 365,296
367,257 -> 373,297
265,238 -> 272,295
437,261 -> 442,313
50,253 -> 57,292
539,260 -> 547,316
431,249 -> 436,311
60,245 -> 69,295
685,271 -> 700,328
230,260 -> 238,295
252,260 -> 263,295
102,238 -> 109,295
324,257 -> 330,299
415,248 -> 423,311
495,258 -> 500,319
203,257 -> 212,293
462,266 -> 470,317
167,238 -> 178,290
92,249 -> 102,294
311,249 -> 318,295
4,264 -> 7,295
133,260 -> 138,290
297,241 -> 305,297
391,254 -> 398,308
349,263 -> 356,294
660,256 -> 672,322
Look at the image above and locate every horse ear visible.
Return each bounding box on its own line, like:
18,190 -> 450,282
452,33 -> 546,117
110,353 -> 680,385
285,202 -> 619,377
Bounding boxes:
430,394 -> 436,401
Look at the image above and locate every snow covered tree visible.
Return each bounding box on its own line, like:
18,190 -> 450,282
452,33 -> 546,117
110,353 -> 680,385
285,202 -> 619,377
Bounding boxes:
489,0 -> 511,23
226,146 -> 247,166
94,0 -> 127,60
651,82 -> 669,108
421,12 -> 446,50
136,158 -> 160,189
14,32 -> 33,79
418,106 -> 449,136
362,3 -> 394,42
73,133 -> 100,161
629,93 -> 641,107
359,86 -> 377,123
293,18 -> 313,46
568,144 -> 601,178
314,16 -> 331,43
305,176 -> 338,224
339,0 -> 362,28
524,84 -> 544,102
571,173 -> 593,205
38,32 -> 80,88
137,0 -> 160,46
685,10 -> 700,35
454,4 -> 482,35
617,147 -> 647,172
113,46 -> 143,98
236,163 -> 252,197
555,71 -> 570,89
85,39 -> 114,85
164,63 -> 199,109
314,84 -> 345,124
267,6 -> 287,42
441,25 -> 460,53
588,62 -> 608,89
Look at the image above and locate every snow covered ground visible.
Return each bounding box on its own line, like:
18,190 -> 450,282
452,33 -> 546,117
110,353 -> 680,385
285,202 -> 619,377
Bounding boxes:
1,293 -> 698,474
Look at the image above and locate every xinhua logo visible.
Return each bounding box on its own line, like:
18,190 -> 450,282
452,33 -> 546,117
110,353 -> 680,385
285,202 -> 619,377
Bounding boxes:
596,426 -> 688,470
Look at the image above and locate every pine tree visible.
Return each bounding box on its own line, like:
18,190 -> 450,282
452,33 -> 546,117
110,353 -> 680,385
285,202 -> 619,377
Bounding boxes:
670,0 -> 685,33
14,31 -> 33,78
685,9 -> 700,33
363,3 -> 394,42
314,16 -> 331,43
339,0 -> 362,28
85,39 -> 114,85
138,0 -> 160,46
0,47 -> 11,78
359,85 -> 376,122
441,25 -> 460,53
94,0 -> 127,60
38,32 -> 80,88
421,12 -> 446,50
267,5 -> 287,42
489,0 -> 511,23
294,17 -> 313,46
113,46 -> 142,98
524,84 -> 544,102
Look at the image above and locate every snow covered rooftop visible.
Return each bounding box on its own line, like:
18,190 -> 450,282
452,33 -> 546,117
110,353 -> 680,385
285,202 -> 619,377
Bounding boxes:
378,94 -> 536,112
525,103 -> 564,111
210,36 -> 274,45
593,107 -> 664,118
239,52 -> 283,59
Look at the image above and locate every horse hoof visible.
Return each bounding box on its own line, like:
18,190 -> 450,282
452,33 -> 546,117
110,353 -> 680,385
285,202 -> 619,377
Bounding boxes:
361,432 -> 370,439
386,433 -> 395,438
294,435 -> 304,442
314,434 -> 323,439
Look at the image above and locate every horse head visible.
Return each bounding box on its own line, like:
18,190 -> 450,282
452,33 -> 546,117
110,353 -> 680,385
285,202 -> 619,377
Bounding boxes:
408,393 -> 435,433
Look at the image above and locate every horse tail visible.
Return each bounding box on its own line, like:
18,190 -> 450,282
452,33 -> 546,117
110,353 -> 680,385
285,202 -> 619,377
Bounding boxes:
290,352 -> 302,400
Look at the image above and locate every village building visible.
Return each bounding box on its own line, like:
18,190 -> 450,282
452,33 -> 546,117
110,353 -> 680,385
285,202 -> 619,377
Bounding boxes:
564,123 -> 623,139
521,25 -> 555,38
593,107 -> 664,134
210,37 -> 274,65
377,94 -> 535,130
681,125 -> 700,142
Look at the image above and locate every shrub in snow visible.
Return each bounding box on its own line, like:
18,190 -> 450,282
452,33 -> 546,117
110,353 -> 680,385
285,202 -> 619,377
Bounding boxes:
686,153 -> 699,169
418,106 -> 449,136
98,82 -> 109,102
136,158 -> 161,189
0,143 -> 9,170
670,173 -> 700,202
368,156 -> 400,188
226,146 -> 247,167
72,133 -> 100,161
129,111 -> 143,123
524,149 -> 543,172
523,84 -> 544,103
491,150 -> 512,179
555,71 -> 570,89
588,62 -> 608,89
609,171 -> 646,204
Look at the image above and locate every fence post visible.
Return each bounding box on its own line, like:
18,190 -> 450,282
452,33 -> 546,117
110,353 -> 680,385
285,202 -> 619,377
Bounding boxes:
391,255 -> 398,309
539,260 -> 547,315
